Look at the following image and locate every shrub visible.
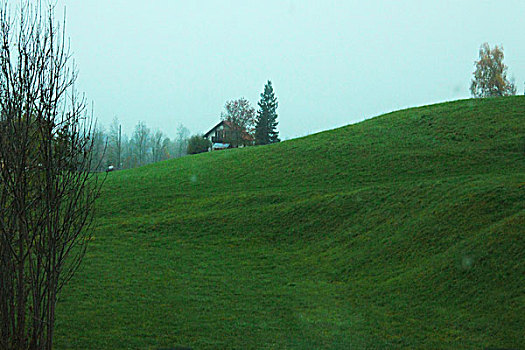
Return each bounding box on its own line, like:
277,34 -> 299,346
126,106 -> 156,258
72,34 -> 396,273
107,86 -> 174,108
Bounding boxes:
187,135 -> 211,154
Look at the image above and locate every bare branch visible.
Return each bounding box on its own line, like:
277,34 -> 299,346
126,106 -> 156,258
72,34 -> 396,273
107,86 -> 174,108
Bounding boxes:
0,1 -> 103,348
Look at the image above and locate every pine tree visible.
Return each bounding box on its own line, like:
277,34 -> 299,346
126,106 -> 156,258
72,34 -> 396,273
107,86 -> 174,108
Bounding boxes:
255,81 -> 280,145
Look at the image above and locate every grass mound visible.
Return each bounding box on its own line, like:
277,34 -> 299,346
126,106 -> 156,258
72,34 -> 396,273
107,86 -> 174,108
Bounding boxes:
55,97 -> 524,349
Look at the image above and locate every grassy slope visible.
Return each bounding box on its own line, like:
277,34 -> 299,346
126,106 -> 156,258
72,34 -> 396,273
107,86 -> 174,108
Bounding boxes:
55,97 -> 524,349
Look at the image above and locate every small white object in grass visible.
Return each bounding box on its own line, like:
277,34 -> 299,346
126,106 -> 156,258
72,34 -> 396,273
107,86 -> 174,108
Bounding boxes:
461,256 -> 473,270
190,174 -> 197,183
106,165 -> 114,172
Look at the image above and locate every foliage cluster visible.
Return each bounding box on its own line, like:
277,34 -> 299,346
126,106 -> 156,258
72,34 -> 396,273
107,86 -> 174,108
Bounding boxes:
471,43 -> 516,98
220,98 -> 256,147
187,135 -> 212,154
217,81 -> 281,148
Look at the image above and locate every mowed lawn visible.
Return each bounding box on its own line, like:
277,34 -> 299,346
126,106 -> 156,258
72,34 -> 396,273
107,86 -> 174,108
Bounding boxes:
54,97 -> 525,349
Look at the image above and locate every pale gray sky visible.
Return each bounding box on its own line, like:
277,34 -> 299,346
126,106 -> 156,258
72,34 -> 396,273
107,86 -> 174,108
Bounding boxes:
56,0 -> 525,138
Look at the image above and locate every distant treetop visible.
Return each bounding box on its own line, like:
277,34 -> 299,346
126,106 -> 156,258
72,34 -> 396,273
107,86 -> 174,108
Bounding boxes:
255,81 -> 280,145
470,43 -> 516,98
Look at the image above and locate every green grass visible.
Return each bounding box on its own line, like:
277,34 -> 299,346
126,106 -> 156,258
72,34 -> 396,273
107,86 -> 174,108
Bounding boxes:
55,97 -> 524,349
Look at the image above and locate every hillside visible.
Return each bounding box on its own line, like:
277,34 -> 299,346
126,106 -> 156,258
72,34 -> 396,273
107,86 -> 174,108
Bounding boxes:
55,97 -> 524,349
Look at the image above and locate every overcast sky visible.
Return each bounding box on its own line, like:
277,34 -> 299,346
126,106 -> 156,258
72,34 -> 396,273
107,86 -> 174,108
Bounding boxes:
54,0 -> 525,139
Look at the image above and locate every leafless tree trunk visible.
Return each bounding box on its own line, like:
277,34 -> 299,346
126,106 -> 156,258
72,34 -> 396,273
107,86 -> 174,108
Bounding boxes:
0,2 -> 102,349
175,124 -> 189,158
108,117 -> 122,168
151,130 -> 162,163
131,121 -> 150,166
151,130 -> 170,163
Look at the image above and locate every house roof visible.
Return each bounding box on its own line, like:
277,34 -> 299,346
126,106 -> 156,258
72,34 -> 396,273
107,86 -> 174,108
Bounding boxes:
203,120 -> 227,138
204,120 -> 254,141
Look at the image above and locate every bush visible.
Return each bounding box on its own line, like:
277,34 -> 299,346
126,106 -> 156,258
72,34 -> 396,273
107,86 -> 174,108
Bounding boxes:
187,135 -> 211,155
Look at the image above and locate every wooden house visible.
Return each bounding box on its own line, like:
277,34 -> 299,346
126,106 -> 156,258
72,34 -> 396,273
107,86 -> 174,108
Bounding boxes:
203,120 -> 254,150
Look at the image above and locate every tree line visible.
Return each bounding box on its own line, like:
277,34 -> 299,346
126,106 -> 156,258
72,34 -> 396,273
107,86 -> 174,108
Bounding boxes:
90,119 -> 191,171
94,81 -> 282,166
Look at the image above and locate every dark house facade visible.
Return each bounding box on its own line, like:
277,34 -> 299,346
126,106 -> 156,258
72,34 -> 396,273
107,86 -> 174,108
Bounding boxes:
203,120 -> 254,150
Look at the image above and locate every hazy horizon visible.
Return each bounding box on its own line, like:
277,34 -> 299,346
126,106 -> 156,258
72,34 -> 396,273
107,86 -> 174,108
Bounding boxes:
53,0 -> 525,138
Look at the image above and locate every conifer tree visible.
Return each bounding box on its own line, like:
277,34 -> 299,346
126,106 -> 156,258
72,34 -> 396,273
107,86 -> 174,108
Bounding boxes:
255,81 -> 280,145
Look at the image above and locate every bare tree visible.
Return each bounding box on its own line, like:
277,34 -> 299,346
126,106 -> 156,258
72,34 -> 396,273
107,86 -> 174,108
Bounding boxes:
175,123 -> 190,157
108,117 -> 122,168
130,121 -> 151,166
0,2 -> 102,349
151,129 -> 169,163
90,122 -> 107,171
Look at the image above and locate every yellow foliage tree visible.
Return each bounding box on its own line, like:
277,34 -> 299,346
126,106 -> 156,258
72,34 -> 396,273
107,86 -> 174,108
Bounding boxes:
470,43 -> 516,98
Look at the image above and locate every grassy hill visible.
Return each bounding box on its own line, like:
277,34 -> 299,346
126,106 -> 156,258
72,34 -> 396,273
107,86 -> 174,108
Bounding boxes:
55,97 -> 524,349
